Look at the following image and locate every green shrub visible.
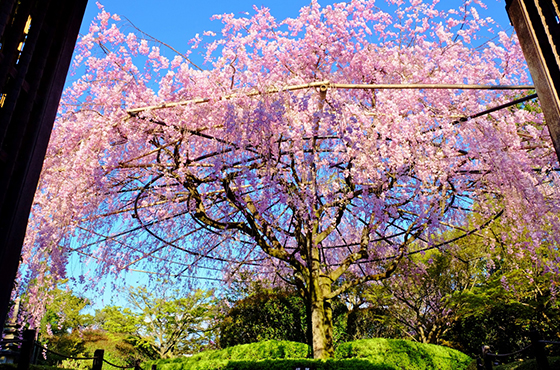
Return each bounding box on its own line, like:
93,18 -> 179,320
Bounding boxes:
335,339 -> 472,370
221,358 -> 394,370
150,339 -> 471,370
152,340 -> 310,370
193,340 -> 310,361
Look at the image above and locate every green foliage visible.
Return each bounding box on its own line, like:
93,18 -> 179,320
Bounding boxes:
441,213 -> 560,357
219,289 -> 307,347
150,339 -> 471,370
360,247 -> 480,346
80,330 -> 156,367
57,358 -> 90,370
94,287 -> 218,358
342,307 -> 400,342
352,205 -> 560,357
95,305 -> 139,334
444,303 -> 533,358
33,283 -> 92,336
37,333 -> 88,367
151,340 -> 310,370
30,285 -> 157,368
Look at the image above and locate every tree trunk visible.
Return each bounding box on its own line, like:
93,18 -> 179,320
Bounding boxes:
302,234 -> 336,359
309,276 -> 334,359
303,291 -> 313,347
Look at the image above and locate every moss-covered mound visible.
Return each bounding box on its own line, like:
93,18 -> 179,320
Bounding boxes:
151,339 -> 472,370
335,338 -> 471,369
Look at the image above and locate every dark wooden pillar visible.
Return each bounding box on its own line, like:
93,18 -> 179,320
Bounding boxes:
0,0 -> 88,331
506,0 -> 560,162
16,329 -> 36,370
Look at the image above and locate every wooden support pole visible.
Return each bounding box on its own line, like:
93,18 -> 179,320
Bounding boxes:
529,330 -> 550,370
482,345 -> 493,370
92,349 -> 104,370
16,329 -> 35,370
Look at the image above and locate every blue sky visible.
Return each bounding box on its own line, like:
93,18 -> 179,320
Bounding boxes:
79,0 -> 514,62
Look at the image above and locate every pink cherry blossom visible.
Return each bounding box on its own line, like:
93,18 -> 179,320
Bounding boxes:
17,0 -> 560,358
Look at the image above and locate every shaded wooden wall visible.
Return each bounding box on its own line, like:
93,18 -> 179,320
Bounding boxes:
0,0 -> 88,332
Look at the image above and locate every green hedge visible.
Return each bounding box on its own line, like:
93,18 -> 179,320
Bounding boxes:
194,340 -> 310,361
335,339 -> 472,369
216,358 -> 395,370
152,340 -> 310,370
151,339 -> 472,370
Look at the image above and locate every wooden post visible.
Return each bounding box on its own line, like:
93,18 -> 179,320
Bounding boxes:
134,359 -> 141,370
151,364 -> 157,370
476,358 -> 484,370
482,345 -> 493,370
92,349 -> 104,370
529,329 -> 550,370
16,329 -> 35,370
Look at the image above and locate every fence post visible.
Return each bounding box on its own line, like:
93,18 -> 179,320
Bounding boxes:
151,364 -> 157,370
529,329 -> 550,370
482,345 -> 493,370
134,359 -> 141,370
16,329 -> 35,370
92,349 -> 104,370
476,358 -> 485,370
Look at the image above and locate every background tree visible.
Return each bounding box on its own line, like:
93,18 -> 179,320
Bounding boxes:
28,286 -> 93,368
219,286 -> 308,348
342,305 -> 399,342
361,209 -> 560,356
219,273 -> 398,347
21,287 -> 150,369
34,284 -> 93,336
366,248 -> 479,345
95,287 -> 217,358
442,215 -> 560,357
38,330 -> 155,370
19,0 -> 560,359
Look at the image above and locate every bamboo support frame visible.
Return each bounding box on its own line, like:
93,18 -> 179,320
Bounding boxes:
126,81 -> 536,115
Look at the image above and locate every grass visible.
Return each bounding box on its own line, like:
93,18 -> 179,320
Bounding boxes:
151,339 -> 472,370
